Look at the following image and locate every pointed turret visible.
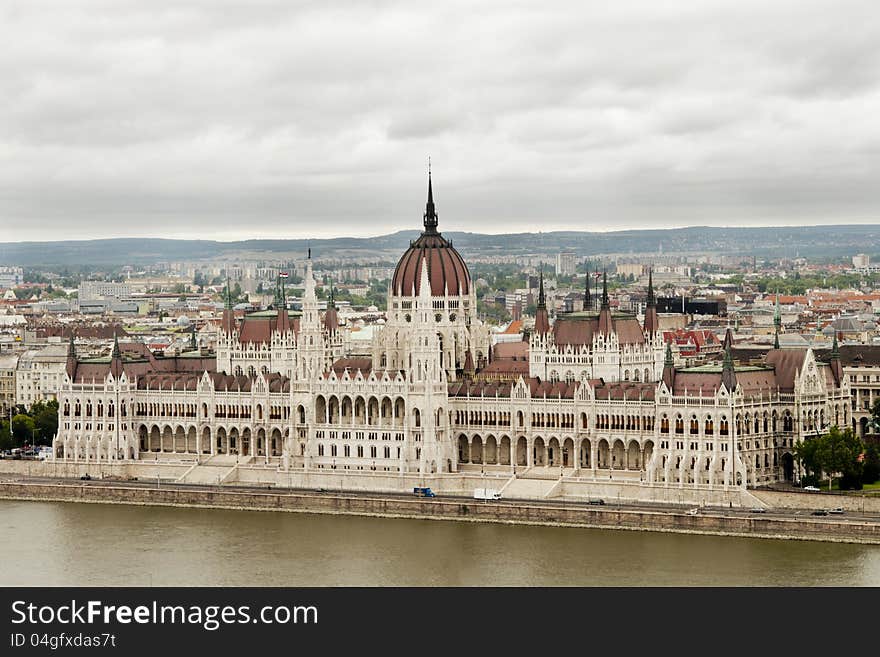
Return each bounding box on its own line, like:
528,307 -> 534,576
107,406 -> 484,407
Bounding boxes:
221,276 -> 236,335
65,332 -> 77,380
722,326 -> 733,351
275,271 -> 291,334
463,349 -> 475,377
323,283 -> 338,334
109,331 -> 124,379
189,326 -> 197,351
584,265 -> 591,311
774,291 -> 782,330
830,331 -> 842,386
598,270 -> 612,335
601,270 -> 609,308
662,341 -> 675,390
643,267 -> 658,335
534,269 -> 550,335
721,343 -> 736,392
301,253 -> 321,331
773,326 -> 780,349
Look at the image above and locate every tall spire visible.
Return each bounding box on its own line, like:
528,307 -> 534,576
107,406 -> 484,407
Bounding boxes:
65,332 -> 77,380
721,342 -> 736,392
662,341 -> 675,390
109,331 -> 124,379
221,276 -> 236,335
584,265 -> 591,311
643,266 -> 658,335
773,326 -> 780,349
323,280 -> 338,334
538,268 -> 546,308
774,290 -> 781,329
601,270 -> 609,308
534,268 -> 549,335
190,325 -> 197,351
423,162 -> 438,234
830,331 -> 842,386
722,326 -> 733,351
598,270 -> 612,335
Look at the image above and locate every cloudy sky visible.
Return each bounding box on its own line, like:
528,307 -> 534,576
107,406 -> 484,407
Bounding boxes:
2,0 -> 880,241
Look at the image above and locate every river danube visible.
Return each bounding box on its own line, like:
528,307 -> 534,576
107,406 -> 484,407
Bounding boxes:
3,500 -> 880,586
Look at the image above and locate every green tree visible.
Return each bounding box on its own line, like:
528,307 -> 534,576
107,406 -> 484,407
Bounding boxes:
0,419 -> 12,451
814,426 -> 864,490
794,436 -> 821,480
30,399 -> 58,445
863,443 -> 880,485
869,397 -> 880,434
11,414 -> 35,447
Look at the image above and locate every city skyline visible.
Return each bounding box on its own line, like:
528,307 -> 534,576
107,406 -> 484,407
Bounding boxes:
3,1 -> 880,241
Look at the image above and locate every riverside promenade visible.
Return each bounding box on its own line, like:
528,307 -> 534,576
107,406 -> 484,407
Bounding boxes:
2,474 -> 880,545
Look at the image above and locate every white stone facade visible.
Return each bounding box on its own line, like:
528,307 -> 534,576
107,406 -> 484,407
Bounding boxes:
51,186 -> 851,497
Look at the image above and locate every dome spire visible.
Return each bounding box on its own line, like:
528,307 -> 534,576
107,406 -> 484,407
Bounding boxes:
423,159 -> 438,234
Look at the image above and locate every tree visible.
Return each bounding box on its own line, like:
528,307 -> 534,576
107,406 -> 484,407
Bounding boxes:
869,397 -> 880,434
809,426 -> 865,490
29,399 -> 58,444
794,436 -> 821,481
0,419 -> 12,451
11,414 -> 35,447
862,443 -> 880,485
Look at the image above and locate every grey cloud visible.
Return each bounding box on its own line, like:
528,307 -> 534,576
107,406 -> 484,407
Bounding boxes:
2,1 -> 880,241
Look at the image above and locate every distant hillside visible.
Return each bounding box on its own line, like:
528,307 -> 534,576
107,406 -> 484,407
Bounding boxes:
1,225 -> 878,266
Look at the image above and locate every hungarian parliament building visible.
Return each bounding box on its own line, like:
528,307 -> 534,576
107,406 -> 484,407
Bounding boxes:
52,175 -> 851,495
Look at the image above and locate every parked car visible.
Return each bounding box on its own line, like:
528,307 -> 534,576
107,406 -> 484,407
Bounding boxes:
811,509 -> 828,516
587,499 -> 605,506
828,507 -> 845,515
749,508 -> 767,513
80,474 -> 91,481
803,486 -> 820,492
685,508 -> 699,516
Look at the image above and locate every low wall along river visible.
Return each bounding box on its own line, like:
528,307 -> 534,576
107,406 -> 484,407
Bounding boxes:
1,478 -> 879,545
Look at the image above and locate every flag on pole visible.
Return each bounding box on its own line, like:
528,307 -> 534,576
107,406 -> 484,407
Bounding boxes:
279,272 -> 289,278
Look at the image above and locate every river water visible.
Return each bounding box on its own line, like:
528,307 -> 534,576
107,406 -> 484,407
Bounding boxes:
3,500 -> 879,586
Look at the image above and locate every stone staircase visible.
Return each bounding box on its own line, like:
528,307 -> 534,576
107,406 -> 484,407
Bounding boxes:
176,456 -> 239,485
501,476 -> 559,500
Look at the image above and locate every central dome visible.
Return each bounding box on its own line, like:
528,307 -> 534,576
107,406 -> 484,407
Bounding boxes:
391,173 -> 471,297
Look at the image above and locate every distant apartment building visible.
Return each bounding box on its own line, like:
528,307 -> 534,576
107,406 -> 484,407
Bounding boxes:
852,253 -> 870,269
15,344 -> 70,406
555,252 -> 577,277
617,263 -> 645,278
0,266 -> 24,288
851,254 -> 880,273
78,281 -> 132,300
0,354 -> 17,414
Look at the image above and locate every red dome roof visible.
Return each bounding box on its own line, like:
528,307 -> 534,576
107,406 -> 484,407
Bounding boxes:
392,232 -> 471,297
391,173 -> 471,297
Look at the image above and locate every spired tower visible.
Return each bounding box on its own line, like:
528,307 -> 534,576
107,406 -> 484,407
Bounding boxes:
373,170 -> 490,379
371,170 -> 490,473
